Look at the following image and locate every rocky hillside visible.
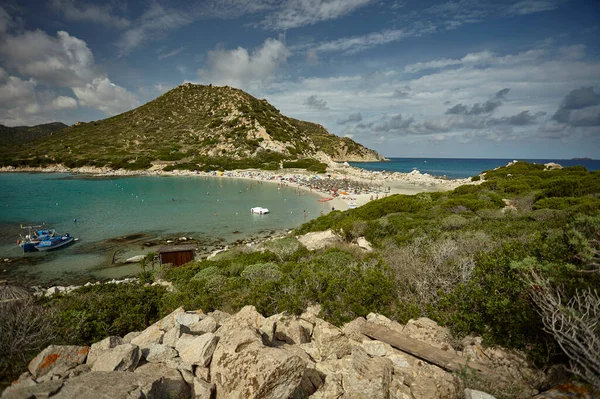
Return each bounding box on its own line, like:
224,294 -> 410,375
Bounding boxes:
0,122 -> 67,148
2,84 -> 384,169
3,305 -> 545,399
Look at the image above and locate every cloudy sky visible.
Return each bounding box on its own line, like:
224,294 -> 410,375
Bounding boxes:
1,0 -> 599,158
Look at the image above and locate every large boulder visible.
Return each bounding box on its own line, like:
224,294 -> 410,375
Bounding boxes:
342,347 -> 393,399
188,316 -> 218,335
2,380 -> 64,399
129,325 -> 165,352
53,371 -> 189,398
274,316 -> 311,345
28,345 -> 89,379
211,325 -> 307,399
175,333 -> 219,367
175,310 -> 205,327
312,319 -> 351,360
142,343 -> 178,363
297,230 -> 340,251
87,336 -> 123,366
90,343 -> 141,372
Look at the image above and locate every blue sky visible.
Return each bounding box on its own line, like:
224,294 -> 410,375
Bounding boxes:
0,0 -> 599,158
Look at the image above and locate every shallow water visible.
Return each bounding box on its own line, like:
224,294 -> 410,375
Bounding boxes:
0,173 -> 328,284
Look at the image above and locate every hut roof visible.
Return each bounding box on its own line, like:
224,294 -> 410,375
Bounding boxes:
158,245 -> 196,254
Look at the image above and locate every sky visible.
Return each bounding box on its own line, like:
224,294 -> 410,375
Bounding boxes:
0,0 -> 599,158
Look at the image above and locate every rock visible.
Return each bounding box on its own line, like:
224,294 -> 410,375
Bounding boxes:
362,340 -> 392,357
356,237 -> 373,251
366,313 -> 405,334
188,316 -> 218,335
194,377 -> 216,399
28,345 -> 89,379
312,319 -> 351,360
163,323 -> 190,347
122,331 -> 142,343
2,380 -> 64,399
175,333 -> 219,367
53,371 -> 190,398
87,336 -> 123,366
292,368 -> 324,399
300,303 -> 321,325
134,362 -> 183,381
175,310 -> 204,327
65,364 -> 91,379
274,316 -> 311,345
403,317 -> 454,351
142,343 -> 178,363
342,346 -> 393,399
465,388 -> 497,399
229,305 -> 266,329
532,382 -> 600,399
207,310 -> 231,327
211,325 -> 307,399
259,314 -> 279,343
130,325 -> 165,352
194,366 -> 210,382
297,229 -> 340,251
153,307 -> 186,330
342,317 -> 368,342
390,377 -> 413,399
90,343 -> 141,372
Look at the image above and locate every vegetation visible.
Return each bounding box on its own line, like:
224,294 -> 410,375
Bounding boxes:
2,162 -> 599,392
0,84 -> 383,170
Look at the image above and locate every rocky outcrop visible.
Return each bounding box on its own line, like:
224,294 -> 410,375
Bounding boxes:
3,306 -> 542,399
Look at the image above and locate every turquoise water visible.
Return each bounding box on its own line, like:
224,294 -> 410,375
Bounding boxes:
0,173 -> 326,283
350,158 -> 600,179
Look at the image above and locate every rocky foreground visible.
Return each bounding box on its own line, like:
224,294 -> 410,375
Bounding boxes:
3,304 -> 555,399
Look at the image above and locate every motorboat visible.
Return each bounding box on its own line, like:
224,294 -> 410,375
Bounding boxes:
251,207 -> 270,214
17,224 -> 75,252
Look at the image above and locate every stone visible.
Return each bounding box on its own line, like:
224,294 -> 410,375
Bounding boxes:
465,388 -> 497,399
194,377 -> 216,399
154,307 -> 186,330
299,303 -> 321,325
163,323 -> 190,347
188,317 -> 218,335
230,305 -> 266,329
390,377 -> 412,399
122,331 -> 142,343
342,317 -> 368,342
175,310 -> 204,327
175,333 -> 219,367
53,371 -> 189,399
134,362 -> 183,381
194,366 -> 210,382
388,353 -> 411,369
532,382 -> 600,399
65,364 -> 91,379
274,316 -> 311,345
312,319 -> 351,360
403,317 -> 453,351
366,313 -> 405,334
297,229 -> 340,251
1,380 -> 64,399
342,347 -> 393,399
211,325 -> 307,399
87,336 -> 123,366
90,343 -> 141,372
291,368 -> 324,399
142,343 -> 178,363
362,339 -> 392,357
28,345 -> 89,379
130,325 -> 165,352
207,310 -> 231,327
356,237 -> 373,251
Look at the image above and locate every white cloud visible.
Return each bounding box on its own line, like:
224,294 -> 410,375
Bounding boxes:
158,46 -> 185,60
506,0 -> 567,16
261,0 -> 374,30
0,68 -> 37,110
50,95 -> 78,110
117,3 -> 193,56
0,30 -> 96,87
51,0 -> 130,28
72,77 -> 139,114
198,38 -> 289,90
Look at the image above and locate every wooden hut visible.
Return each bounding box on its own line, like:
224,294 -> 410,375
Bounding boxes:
158,245 -> 195,266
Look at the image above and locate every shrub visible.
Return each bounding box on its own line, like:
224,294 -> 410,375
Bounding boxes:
241,263 -> 282,283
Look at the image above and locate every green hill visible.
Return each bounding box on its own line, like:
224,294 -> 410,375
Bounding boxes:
1,84 -> 384,171
0,122 -> 68,147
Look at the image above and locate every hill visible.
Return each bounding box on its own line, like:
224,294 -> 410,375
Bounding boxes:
0,122 -> 68,147
0,84 -> 384,171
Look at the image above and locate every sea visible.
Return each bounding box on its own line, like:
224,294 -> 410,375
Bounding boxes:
0,173 -> 328,285
350,158 -> 600,179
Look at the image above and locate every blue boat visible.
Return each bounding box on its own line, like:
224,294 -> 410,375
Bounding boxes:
17,225 -> 75,252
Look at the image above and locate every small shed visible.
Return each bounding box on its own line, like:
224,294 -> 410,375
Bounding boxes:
158,245 -> 196,267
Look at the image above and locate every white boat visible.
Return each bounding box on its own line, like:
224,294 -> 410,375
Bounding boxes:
348,202 -> 358,209
251,207 -> 270,214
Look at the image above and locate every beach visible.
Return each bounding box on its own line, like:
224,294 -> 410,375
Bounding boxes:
0,162 -> 473,212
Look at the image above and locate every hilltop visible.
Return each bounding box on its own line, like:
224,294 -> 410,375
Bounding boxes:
0,84 -> 384,171
0,122 -> 68,147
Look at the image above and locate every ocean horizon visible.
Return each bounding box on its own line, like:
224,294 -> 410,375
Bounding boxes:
350,157 -> 600,179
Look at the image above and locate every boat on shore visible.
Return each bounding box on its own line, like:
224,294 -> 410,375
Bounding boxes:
318,197 -> 333,202
17,225 -> 75,252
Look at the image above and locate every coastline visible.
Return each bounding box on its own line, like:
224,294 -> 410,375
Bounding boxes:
0,163 -> 473,211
